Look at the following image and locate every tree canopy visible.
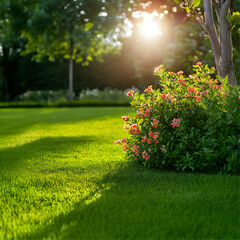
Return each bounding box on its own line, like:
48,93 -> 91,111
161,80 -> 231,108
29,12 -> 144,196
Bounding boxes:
0,0 -> 239,101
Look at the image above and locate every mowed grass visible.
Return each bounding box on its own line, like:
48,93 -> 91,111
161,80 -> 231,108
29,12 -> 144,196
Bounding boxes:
0,107 -> 239,240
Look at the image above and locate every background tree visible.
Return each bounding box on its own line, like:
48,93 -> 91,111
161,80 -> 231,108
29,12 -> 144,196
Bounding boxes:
19,0 -> 128,101
182,0 -> 239,86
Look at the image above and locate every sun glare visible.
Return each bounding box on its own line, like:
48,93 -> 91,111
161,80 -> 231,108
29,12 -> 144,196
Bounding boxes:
140,18 -> 162,38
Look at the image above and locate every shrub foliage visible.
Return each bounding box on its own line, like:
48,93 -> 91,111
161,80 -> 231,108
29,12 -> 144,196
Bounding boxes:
116,63 -> 240,174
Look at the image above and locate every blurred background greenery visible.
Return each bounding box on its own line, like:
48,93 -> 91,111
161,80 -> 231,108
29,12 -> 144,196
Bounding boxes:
0,0 -> 239,103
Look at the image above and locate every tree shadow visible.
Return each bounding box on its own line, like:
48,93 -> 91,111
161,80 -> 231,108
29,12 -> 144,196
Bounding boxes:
20,163 -> 239,240
0,107 -> 133,136
0,136 -> 101,174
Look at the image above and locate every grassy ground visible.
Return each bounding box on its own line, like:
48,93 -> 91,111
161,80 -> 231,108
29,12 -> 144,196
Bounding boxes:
0,107 -> 239,240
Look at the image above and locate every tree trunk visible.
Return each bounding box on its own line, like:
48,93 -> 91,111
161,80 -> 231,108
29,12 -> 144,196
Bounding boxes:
219,0 -> 237,86
203,0 -> 222,76
203,0 -> 238,86
69,37 -> 74,102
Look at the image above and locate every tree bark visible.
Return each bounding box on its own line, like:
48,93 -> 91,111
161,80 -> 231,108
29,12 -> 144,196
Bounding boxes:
219,0 -> 237,86
69,37 -> 73,102
203,0 -> 222,77
203,0 -> 238,86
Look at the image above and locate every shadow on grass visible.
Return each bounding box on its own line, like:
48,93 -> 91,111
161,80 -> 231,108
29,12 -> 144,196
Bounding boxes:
20,164 -> 239,240
0,136 -> 102,173
0,107 -> 133,136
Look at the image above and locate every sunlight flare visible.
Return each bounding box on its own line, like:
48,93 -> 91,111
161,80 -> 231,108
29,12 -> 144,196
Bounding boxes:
140,18 -> 162,38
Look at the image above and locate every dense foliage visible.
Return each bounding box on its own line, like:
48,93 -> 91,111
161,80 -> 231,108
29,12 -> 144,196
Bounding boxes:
0,0 -> 239,101
116,63 -> 240,174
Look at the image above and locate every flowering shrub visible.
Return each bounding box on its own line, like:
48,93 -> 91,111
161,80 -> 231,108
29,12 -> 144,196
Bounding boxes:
116,63 -> 240,175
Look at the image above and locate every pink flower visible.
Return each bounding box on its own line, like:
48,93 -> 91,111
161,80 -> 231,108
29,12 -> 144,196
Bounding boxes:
178,79 -> 185,86
197,62 -> 202,66
177,71 -> 183,76
144,85 -> 153,93
178,79 -> 185,84
144,109 -> 151,117
148,131 -> 154,137
171,118 -> 180,128
114,140 -> 120,145
168,72 -> 174,75
203,90 -> 209,96
147,138 -> 152,144
142,150 -> 150,160
151,119 -> 159,128
114,138 -> 126,145
127,90 -> 134,96
161,94 -> 166,100
131,145 -> 139,156
121,116 -> 129,122
129,124 -> 140,134
141,135 -> 147,143
154,65 -> 161,73
188,86 -> 197,94
152,132 -> 160,141
137,110 -> 144,117
194,96 -> 201,102
135,129 -> 140,134
123,144 -> 128,152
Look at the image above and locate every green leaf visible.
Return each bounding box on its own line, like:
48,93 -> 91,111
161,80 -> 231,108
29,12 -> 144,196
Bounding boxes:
216,75 -> 222,83
191,0 -> 201,9
85,22 -> 94,31
181,6 -> 191,13
229,12 -> 240,30
223,75 -> 228,86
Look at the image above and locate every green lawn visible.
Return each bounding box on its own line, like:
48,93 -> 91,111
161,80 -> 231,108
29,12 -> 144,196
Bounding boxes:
0,107 -> 239,240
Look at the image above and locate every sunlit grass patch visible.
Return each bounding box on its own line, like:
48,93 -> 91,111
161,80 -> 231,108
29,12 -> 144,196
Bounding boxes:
0,107 -> 239,239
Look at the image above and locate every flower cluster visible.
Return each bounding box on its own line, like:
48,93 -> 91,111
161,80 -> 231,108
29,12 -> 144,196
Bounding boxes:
128,124 -> 139,134
131,145 -> 139,156
177,71 -> 183,76
154,65 -> 161,73
121,116 -> 129,122
137,108 -> 151,117
142,150 -> 150,160
171,118 -> 180,128
178,79 -> 185,86
151,119 -> 159,128
127,90 -> 134,96
116,63 -> 240,174
114,137 -> 126,145
144,85 -> 153,93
